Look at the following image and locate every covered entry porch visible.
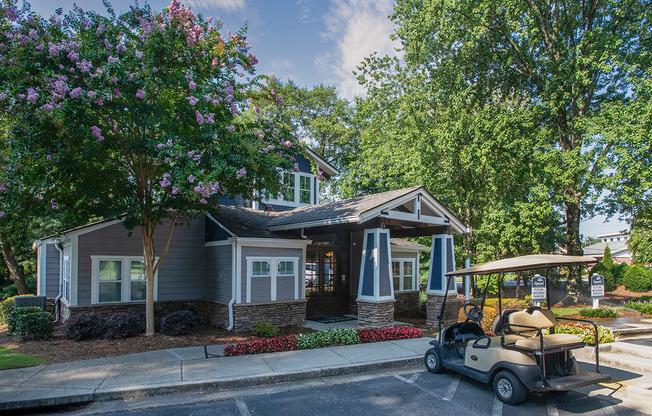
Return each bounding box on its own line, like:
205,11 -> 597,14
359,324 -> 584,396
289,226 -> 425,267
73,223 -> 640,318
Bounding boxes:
267,186 -> 467,328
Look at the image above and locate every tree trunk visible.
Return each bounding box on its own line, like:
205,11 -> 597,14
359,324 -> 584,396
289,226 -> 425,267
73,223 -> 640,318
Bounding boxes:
564,195 -> 583,300
0,236 -> 30,295
142,224 -> 156,336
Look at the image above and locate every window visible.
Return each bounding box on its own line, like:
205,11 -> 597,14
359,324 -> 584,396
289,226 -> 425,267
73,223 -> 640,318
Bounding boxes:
392,258 -> 416,292
62,254 -> 71,302
282,172 -> 295,202
92,256 -> 157,304
299,175 -> 311,204
246,257 -> 299,303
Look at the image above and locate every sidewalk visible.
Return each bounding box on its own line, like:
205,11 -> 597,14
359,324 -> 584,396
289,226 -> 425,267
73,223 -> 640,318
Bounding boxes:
0,337 -> 431,411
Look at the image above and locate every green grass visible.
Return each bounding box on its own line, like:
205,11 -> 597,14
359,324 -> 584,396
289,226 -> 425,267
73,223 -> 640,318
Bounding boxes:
551,307 -> 583,317
0,346 -> 46,370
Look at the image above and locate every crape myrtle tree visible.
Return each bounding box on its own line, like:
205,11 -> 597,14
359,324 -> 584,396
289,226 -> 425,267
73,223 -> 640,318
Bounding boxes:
1,1 -> 297,335
388,0 -> 651,296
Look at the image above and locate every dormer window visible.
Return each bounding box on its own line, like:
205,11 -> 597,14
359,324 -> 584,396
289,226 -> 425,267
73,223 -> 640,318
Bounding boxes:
282,172 -> 296,202
299,175 -> 311,204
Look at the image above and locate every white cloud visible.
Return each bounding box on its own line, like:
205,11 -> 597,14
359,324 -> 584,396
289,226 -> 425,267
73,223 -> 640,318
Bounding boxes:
319,0 -> 400,100
184,0 -> 249,14
270,58 -> 294,72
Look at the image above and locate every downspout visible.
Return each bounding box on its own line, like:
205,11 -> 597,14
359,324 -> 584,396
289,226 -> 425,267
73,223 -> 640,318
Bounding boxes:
227,241 -> 237,331
53,238 -> 64,322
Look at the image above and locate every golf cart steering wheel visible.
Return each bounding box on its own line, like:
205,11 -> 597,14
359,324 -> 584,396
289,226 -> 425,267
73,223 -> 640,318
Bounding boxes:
463,303 -> 483,323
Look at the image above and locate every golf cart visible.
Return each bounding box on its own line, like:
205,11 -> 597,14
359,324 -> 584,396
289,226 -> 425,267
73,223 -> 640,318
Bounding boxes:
424,254 -> 610,405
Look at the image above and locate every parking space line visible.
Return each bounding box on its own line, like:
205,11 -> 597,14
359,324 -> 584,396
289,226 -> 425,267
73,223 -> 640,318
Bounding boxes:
599,400 -> 618,416
546,395 -> 559,416
394,375 -> 441,400
442,374 -> 461,401
235,399 -> 250,416
491,396 -> 503,416
408,372 -> 420,383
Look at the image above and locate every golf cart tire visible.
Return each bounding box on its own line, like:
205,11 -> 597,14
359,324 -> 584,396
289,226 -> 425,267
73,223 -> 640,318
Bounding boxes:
493,370 -> 527,405
424,348 -> 444,374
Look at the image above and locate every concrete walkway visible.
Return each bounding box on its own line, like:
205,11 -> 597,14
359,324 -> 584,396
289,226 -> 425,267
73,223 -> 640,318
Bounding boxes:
0,337 -> 431,411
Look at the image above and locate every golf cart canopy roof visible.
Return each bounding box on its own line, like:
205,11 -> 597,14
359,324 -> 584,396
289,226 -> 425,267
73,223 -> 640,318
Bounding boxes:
446,254 -> 597,277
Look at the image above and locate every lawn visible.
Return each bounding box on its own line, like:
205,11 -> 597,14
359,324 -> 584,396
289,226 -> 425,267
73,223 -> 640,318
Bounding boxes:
0,346 -> 46,370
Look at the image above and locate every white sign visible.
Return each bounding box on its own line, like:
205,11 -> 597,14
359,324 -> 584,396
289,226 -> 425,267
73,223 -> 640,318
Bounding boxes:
591,274 -> 605,299
531,274 -> 547,302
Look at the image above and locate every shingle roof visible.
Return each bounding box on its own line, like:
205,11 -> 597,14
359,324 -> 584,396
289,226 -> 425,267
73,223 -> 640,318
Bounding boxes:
268,186 -> 423,227
209,206 -> 301,239
390,238 -> 427,250
583,241 -> 629,256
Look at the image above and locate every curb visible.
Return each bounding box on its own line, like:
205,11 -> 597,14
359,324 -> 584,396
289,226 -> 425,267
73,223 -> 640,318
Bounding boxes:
0,357 -> 422,411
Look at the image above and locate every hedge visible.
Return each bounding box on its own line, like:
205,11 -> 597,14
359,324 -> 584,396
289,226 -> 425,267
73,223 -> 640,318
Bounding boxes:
623,265 -> 651,292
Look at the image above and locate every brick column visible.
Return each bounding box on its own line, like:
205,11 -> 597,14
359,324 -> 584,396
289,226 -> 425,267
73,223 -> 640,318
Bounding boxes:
357,299 -> 395,329
426,294 -> 460,329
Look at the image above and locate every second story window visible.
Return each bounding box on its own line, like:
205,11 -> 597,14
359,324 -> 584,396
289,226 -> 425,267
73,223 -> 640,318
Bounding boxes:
282,172 -> 295,202
300,175 -> 311,204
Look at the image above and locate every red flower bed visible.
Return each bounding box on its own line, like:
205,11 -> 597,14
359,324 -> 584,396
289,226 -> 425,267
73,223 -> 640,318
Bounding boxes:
223,326 -> 423,357
357,326 -> 423,343
223,335 -> 297,357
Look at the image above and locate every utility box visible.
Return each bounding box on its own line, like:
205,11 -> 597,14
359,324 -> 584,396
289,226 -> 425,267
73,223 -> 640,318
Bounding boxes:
14,295 -> 48,312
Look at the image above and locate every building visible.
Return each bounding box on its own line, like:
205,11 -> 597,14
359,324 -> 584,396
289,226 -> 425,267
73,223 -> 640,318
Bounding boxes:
34,151 -> 465,331
583,231 -> 631,264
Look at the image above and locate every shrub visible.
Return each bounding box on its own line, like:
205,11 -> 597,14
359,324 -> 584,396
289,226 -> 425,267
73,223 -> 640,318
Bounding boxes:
613,263 -> 630,285
102,312 -> 145,339
0,294 -> 33,324
297,327 -> 359,349
623,299 -> 652,314
550,322 -> 617,344
160,310 -> 197,336
8,306 -> 52,340
623,265 -> 651,292
590,262 -> 616,292
357,326 -> 423,343
65,312 -> 108,341
579,307 -> 619,318
251,321 -> 279,338
485,298 -> 530,310
223,335 -> 297,357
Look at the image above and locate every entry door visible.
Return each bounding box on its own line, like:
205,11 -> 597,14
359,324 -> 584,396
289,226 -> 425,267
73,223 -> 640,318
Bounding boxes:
305,247 -> 340,317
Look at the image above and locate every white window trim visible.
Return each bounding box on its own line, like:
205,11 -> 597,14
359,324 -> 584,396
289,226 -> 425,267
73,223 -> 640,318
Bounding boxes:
246,257 -> 299,303
392,258 -> 417,292
263,171 -> 315,208
91,255 -> 159,304
62,252 -> 71,302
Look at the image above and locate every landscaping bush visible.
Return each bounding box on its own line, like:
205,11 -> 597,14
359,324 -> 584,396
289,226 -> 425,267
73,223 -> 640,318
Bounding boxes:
297,327 -> 359,349
8,306 -> 52,340
357,326 -> 423,343
613,263 -> 630,285
251,321 -> 279,338
579,306 -> 619,318
102,312 -> 145,339
550,322 -> 617,344
65,312 -> 108,341
223,335 -> 297,357
485,298 -> 530,310
623,265 -> 651,292
623,299 -> 652,314
0,294 -> 33,324
160,310 -> 197,336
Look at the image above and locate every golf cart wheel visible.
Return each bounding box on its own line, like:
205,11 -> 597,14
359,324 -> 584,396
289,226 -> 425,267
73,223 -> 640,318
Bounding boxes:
424,348 -> 444,374
493,370 -> 527,405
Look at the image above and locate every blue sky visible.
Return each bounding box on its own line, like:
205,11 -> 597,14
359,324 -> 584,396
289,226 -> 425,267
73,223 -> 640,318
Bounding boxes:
24,0 -> 628,238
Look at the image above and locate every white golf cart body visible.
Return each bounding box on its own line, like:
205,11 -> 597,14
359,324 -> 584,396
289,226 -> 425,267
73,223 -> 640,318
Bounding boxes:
424,254 -> 610,405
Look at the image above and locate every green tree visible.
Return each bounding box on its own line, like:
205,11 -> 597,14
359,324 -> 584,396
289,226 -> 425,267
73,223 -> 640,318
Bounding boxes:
602,246 -> 614,270
387,0 -> 650,296
1,2 -> 295,334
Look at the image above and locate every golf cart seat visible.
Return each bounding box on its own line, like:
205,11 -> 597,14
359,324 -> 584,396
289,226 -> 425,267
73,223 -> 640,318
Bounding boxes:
504,307 -> 585,352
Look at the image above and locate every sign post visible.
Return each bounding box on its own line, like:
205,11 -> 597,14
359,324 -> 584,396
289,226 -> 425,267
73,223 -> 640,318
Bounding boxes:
531,274 -> 547,307
591,273 -> 605,309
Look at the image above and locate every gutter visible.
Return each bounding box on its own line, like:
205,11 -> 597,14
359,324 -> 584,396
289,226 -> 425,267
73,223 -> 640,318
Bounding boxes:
53,237 -> 64,322
227,241 -> 237,331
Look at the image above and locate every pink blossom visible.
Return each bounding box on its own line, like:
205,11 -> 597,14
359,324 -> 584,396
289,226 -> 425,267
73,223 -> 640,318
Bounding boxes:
196,111 -> 204,125
91,126 -> 104,141
212,57 -> 218,68
136,89 -> 146,99
226,125 -> 235,133
316,171 -> 324,180
77,59 -> 93,72
26,88 -> 39,104
108,55 -> 119,63
189,80 -> 196,89
69,87 -> 82,98
3,7 -> 19,21
97,22 -> 105,34
289,156 -> 296,162
204,93 -> 211,102
229,103 -> 238,114
276,97 -> 283,105
95,97 -> 104,106
87,90 -> 97,99
117,43 -> 127,54
51,199 -> 58,210
152,67 -> 158,73
187,175 -> 195,183
159,172 -> 171,187
157,143 -> 164,149
294,163 -> 300,171
200,198 -> 207,204
206,113 -> 215,124
282,140 -> 291,147
167,139 -> 173,146
104,38 -> 112,49
0,212 -> 4,218
37,195 -> 44,200
171,186 -> 180,195
35,44 -> 44,51
187,96 -> 199,106
236,168 -> 246,179
46,155 -> 52,160
67,51 -> 79,62
48,42 -> 60,56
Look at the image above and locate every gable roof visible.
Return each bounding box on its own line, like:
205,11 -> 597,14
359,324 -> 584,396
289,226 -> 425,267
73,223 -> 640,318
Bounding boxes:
267,186 -> 466,234
306,148 -> 339,178
208,206 -> 302,239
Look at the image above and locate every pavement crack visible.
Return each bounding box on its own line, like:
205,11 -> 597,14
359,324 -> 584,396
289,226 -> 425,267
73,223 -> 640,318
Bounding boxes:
17,365 -> 47,386
93,365 -> 116,395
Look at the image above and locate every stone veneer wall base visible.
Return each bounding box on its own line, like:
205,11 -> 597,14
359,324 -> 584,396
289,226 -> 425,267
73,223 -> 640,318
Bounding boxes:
426,294 -> 460,329
357,299 -> 395,329
393,291 -> 420,315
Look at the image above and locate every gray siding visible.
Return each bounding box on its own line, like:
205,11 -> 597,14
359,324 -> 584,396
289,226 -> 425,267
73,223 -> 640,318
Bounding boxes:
241,246 -> 302,304
45,244 -> 60,297
77,218 -> 205,305
251,276 -> 272,303
276,276 -> 295,301
205,244 -> 233,303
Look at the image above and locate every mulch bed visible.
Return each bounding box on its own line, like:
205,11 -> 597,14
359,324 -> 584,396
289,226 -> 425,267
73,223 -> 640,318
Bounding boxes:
0,323 -> 314,365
